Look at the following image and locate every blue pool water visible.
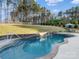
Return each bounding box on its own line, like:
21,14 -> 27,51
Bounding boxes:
0,34 -> 67,59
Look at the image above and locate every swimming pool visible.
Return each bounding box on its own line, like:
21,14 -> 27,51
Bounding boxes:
0,33 -> 72,59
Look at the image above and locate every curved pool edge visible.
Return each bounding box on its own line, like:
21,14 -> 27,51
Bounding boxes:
53,33 -> 79,59
37,39 -> 69,59
0,32 -> 76,59
38,32 -> 78,59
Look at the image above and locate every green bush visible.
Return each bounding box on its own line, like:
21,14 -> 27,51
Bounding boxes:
74,24 -> 78,28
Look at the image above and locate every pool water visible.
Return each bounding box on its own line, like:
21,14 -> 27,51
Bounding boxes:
0,34 -> 66,59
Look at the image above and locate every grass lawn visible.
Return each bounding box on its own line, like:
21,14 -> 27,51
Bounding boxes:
15,24 -> 66,32
0,24 -> 66,36
0,24 -> 38,36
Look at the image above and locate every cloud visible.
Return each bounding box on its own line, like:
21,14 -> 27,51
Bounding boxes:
47,3 -> 56,6
53,9 -> 59,13
45,0 -> 63,6
71,0 -> 79,4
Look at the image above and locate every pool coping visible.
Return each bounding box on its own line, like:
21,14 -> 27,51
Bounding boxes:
38,32 -> 77,59
0,32 -> 77,59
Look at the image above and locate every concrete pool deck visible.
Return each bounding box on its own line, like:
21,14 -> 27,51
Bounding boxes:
54,33 -> 79,59
38,32 -> 79,59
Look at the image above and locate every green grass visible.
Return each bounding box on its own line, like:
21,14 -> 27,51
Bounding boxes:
0,24 -> 38,36
0,24 -> 66,36
14,24 -> 66,32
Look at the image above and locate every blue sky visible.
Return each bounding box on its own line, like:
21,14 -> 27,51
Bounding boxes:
35,0 -> 79,13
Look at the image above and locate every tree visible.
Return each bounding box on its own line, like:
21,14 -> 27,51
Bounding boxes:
6,0 -> 51,24
10,0 -> 28,22
65,6 -> 79,20
58,11 -> 63,17
6,0 -> 19,22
